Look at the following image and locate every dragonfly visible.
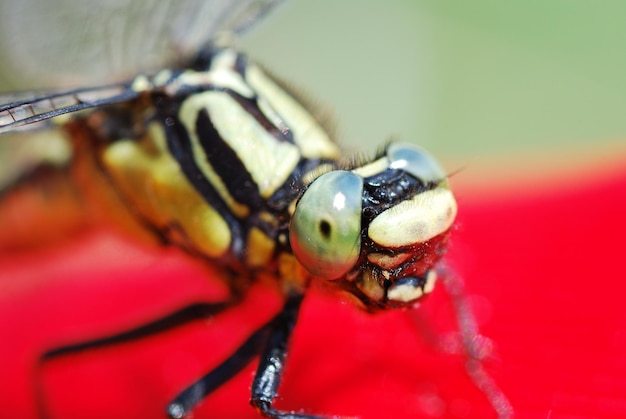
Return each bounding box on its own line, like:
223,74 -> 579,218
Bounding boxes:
0,1 -> 512,418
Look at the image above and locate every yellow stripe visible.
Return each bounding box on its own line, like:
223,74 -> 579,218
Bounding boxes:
101,123 -> 231,258
245,64 -> 340,160
179,91 -> 301,200
178,92 -> 251,218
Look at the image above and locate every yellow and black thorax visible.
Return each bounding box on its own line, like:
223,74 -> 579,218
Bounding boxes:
96,50 -> 340,275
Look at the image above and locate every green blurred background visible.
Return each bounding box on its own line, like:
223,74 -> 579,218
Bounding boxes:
240,1 -> 626,184
2,0 -> 625,186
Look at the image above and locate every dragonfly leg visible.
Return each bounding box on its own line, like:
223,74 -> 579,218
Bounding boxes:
437,264 -> 514,419
36,300 -> 237,418
250,294 -> 323,419
41,301 -> 235,361
166,320 -> 271,418
167,293 -> 317,419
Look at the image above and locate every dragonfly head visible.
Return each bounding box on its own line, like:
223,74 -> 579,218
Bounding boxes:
289,143 -> 457,310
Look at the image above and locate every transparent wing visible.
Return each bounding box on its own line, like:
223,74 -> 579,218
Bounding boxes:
0,83 -> 139,133
0,0 -> 282,90
0,0 -> 282,133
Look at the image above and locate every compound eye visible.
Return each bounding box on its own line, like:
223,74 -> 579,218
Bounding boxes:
388,143 -> 446,183
290,171 -> 363,280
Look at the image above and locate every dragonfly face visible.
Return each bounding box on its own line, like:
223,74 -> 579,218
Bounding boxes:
290,143 -> 457,309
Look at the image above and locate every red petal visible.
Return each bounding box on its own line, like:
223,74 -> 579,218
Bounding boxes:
1,165 -> 625,419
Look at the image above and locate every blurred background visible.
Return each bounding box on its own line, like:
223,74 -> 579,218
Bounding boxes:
1,0 -> 624,192
240,0 -> 626,190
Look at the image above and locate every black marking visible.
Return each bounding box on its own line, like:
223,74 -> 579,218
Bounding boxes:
362,169 -> 427,223
190,46 -> 218,72
152,82 -> 326,258
265,157 -> 334,211
195,108 -> 263,209
157,100 -> 246,257
225,89 -> 294,143
158,78 -> 293,144
319,219 -> 331,239
235,52 -> 249,78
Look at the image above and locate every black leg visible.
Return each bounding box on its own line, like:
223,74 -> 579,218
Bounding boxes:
166,323 -> 270,418
168,293 -> 320,419
37,301 -> 235,419
41,302 -> 233,359
249,293 -> 323,419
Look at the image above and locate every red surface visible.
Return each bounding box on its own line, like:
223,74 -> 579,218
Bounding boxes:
1,166 -> 625,419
